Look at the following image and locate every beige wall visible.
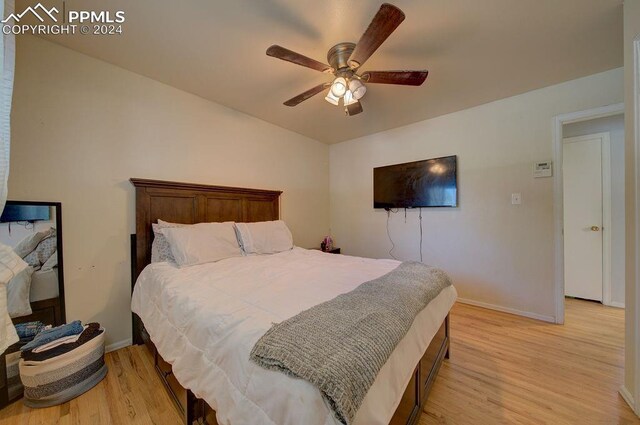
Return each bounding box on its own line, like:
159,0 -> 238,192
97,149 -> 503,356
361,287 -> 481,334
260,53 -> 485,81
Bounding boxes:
8,35 -> 330,348
329,68 -> 623,322
624,0 -> 640,412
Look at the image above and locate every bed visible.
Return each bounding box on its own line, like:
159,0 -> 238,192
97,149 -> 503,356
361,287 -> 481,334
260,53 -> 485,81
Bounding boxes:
130,178 -> 455,425
29,268 -> 59,302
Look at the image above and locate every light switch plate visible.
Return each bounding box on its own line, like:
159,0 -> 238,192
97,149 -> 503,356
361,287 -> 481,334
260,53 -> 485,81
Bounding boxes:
511,193 -> 522,205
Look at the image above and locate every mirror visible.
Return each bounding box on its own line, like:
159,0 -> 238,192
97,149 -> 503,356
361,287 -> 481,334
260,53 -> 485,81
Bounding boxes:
0,201 -> 65,406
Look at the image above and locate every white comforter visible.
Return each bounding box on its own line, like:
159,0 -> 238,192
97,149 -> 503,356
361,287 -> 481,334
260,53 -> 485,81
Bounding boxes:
131,247 -> 457,425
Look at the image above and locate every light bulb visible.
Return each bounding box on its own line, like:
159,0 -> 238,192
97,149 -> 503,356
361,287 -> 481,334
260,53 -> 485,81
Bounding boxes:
330,77 -> 347,97
343,90 -> 356,106
349,79 -> 367,100
325,91 -> 340,106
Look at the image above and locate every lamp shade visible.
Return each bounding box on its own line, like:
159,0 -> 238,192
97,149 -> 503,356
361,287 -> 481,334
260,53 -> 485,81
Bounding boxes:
349,79 -> 367,100
330,77 -> 347,97
343,90 -> 357,106
325,91 -> 340,105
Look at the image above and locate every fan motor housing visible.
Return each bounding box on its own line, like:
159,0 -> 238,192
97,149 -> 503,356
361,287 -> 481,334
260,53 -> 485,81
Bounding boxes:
327,42 -> 356,72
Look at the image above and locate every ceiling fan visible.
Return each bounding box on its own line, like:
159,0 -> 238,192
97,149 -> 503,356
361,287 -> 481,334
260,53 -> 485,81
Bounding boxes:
266,3 -> 428,116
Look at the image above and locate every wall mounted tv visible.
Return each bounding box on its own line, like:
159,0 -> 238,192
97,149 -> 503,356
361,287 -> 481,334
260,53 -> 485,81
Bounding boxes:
373,155 -> 458,209
0,205 -> 50,222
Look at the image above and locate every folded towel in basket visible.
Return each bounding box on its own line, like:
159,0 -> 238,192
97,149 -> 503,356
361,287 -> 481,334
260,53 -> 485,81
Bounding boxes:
21,320 -> 83,351
15,321 -> 45,341
22,324 -> 102,362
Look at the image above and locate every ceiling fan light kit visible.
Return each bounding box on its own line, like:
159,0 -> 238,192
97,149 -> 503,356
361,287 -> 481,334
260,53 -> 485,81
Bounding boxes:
330,77 -> 348,97
349,79 -> 367,100
343,90 -> 357,106
266,3 -> 428,116
325,91 -> 340,106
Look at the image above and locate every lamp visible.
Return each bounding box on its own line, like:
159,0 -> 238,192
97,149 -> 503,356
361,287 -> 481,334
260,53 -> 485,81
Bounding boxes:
349,79 -> 366,100
330,77 -> 347,97
343,90 -> 357,106
325,76 -> 367,107
325,91 -> 340,105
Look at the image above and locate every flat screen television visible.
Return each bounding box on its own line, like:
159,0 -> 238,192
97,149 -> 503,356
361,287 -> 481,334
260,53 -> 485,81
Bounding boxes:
374,155 -> 457,209
0,205 -> 50,222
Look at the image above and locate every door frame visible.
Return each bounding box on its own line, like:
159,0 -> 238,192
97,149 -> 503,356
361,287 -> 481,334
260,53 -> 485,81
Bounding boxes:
632,36 -> 640,417
552,102 -> 624,324
562,132 -> 612,305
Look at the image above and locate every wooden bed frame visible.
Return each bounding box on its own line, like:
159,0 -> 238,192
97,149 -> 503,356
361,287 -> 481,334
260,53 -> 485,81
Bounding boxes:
130,178 -> 450,425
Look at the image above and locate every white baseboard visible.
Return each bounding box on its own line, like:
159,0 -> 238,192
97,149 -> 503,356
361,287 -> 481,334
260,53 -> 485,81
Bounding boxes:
607,301 -> 625,309
620,386 -> 637,415
105,338 -> 132,353
456,297 -> 556,323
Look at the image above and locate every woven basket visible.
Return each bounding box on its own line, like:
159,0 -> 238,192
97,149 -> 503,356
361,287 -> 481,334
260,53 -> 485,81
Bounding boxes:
6,351 -> 23,400
19,330 -> 107,408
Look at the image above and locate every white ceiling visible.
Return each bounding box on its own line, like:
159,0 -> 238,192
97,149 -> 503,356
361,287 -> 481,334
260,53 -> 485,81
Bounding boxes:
22,0 -> 623,144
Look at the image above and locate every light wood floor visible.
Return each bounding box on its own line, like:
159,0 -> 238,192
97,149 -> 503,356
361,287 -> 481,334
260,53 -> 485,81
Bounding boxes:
421,298 -> 638,425
1,299 -> 637,424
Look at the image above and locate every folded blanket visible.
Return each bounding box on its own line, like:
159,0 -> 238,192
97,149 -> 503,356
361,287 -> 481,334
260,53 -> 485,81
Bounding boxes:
21,324 -> 102,362
250,262 -> 452,425
21,320 -> 83,351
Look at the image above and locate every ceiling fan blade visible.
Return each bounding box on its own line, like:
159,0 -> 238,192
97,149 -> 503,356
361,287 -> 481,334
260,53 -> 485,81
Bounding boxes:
348,3 -> 405,69
362,70 -> 428,86
346,101 -> 363,116
267,45 -> 334,73
284,82 -> 331,107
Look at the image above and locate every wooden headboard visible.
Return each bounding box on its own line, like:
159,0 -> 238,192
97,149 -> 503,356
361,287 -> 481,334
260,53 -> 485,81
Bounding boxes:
130,178 -> 282,278
129,178 -> 282,344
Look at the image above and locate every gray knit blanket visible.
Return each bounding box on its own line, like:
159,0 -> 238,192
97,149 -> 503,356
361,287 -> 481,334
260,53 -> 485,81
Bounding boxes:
249,262 -> 452,425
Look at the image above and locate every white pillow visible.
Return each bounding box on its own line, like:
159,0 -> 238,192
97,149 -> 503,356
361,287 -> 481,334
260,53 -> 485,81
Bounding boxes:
41,250 -> 58,271
235,220 -> 293,255
161,222 -> 242,267
13,227 -> 55,259
7,266 -> 33,318
151,220 -> 187,263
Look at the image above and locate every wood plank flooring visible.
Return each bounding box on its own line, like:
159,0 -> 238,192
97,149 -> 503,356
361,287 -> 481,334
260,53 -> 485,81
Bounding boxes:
0,341 -> 183,424
421,298 -> 638,424
0,299 -> 637,424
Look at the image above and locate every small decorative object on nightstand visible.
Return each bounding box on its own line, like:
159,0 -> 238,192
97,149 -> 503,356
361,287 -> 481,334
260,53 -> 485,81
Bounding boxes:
320,235 -> 334,252
320,235 -> 340,254
314,247 -> 341,254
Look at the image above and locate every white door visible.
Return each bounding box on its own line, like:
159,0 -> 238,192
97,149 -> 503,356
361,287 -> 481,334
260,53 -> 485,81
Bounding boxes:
563,134 -> 606,301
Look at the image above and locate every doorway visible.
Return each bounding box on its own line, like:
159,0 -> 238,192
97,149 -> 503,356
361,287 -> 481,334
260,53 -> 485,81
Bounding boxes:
553,104 -> 625,323
562,132 -> 611,303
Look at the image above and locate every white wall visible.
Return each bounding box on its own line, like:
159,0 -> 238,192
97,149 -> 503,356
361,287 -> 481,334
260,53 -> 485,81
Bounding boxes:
8,35 -> 330,348
563,114 -> 625,306
330,68 -> 623,322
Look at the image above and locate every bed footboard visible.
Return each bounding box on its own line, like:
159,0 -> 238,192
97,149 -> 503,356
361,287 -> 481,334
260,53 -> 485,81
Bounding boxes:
135,314 -> 449,425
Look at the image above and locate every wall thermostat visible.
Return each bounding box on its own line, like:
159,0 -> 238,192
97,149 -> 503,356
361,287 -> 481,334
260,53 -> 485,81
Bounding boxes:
533,161 -> 552,178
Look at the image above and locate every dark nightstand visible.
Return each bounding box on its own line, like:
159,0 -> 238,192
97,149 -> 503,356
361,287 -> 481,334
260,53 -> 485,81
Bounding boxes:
323,248 -> 341,254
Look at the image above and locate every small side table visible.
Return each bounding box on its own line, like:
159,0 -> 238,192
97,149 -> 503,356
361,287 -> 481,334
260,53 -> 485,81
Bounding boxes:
322,248 -> 341,254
